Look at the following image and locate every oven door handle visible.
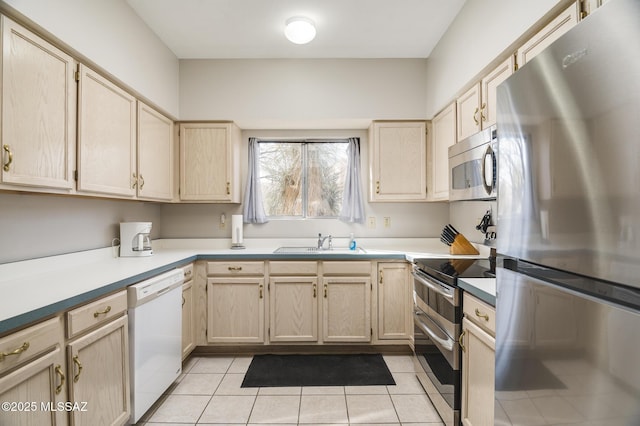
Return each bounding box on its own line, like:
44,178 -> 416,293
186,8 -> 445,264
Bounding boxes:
414,310 -> 455,352
412,270 -> 454,301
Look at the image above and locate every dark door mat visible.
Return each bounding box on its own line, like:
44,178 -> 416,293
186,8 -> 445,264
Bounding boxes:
241,353 -> 396,387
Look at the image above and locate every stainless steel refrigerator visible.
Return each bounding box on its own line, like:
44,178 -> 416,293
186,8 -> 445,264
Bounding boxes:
495,0 -> 640,424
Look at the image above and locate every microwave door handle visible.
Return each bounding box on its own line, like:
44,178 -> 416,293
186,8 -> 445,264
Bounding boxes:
412,271 -> 454,301
414,310 -> 455,352
482,144 -> 496,195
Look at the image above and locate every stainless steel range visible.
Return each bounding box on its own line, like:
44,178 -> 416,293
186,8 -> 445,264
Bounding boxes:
411,257 -> 494,426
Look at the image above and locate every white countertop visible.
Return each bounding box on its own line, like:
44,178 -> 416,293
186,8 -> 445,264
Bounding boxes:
0,238 -> 491,334
458,277 -> 496,306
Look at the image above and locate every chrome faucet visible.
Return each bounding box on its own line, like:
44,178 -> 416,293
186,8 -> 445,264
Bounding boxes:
317,233 -> 332,250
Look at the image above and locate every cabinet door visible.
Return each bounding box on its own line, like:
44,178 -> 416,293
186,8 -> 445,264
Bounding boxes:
377,263 -> 411,340
456,83 -> 481,142
0,347 -> 67,426
461,317 -> 495,426
517,3 -> 578,67
179,122 -> 240,202
480,56 -> 514,129
1,16 -> 75,190
429,103 -> 456,201
77,65 -> 136,197
182,281 -> 195,359
269,277 -> 318,342
67,315 -> 130,426
207,277 -> 265,343
369,122 -> 427,201
322,277 -> 371,342
137,101 -> 173,201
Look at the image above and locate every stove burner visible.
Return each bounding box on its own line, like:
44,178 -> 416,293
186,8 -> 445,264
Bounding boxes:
413,257 -> 495,287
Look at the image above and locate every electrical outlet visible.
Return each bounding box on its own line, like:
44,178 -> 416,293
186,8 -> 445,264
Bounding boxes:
384,217 -> 391,228
219,213 -> 227,229
367,216 -> 376,228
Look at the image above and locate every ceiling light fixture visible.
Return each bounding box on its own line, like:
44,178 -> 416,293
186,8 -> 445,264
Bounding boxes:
284,17 -> 316,44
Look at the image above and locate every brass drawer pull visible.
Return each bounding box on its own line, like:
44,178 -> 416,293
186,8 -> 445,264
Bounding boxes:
182,296 -> 186,307
379,270 -> 383,284
72,355 -> 83,383
313,283 -> 317,298
459,329 -> 466,352
324,284 -> 328,298
228,266 -> 242,272
185,269 -> 192,278
3,144 -> 13,172
473,107 -> 480,125
139,174 -> 145,189
55,365 -> 65,395
94,305 -> 112,318
376,181 -> 380,194
480,103 -> 487,122
226,182 -> 231,195
0,341 -> 30,361
132,173 -> 138,189
259,284 -> 263,299
475,308 -> 489,322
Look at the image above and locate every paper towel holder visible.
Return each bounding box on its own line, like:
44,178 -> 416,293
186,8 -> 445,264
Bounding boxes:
231,214 -> 245,249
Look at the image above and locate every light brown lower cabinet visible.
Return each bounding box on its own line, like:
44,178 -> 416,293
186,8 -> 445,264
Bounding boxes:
269,276 -> 319,342
0,346 -> 68,426
322,276 -> 371,342
461,294 -> 495,426
66,314 -> 130,426
182,280 -> 196,359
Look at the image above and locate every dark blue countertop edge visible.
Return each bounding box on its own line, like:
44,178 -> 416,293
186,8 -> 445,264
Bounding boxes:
0,252 -> 406,335
458,281 -> 496,307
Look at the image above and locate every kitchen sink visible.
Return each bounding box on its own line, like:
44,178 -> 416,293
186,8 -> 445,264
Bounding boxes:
274,247 -> 365,254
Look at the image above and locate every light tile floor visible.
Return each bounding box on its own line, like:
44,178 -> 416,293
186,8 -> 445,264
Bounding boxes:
136,354 -> 444,425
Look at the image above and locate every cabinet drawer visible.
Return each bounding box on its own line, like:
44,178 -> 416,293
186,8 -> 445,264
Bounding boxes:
323,261 -> 371,276
181,263 -> 194,282
0,316 -> 62,374
269,261 -> 317,276
66,290 -> 127,338
463,293 -> 495,336
207,261 -> 264,276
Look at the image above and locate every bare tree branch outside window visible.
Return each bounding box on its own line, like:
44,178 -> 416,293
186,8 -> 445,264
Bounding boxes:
258,141 -> 348,218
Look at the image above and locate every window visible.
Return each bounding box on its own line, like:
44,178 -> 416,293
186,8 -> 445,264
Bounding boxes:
258,140 -> 349,218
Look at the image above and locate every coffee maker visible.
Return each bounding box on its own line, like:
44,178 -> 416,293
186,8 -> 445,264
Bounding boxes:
119,222 -> 153,257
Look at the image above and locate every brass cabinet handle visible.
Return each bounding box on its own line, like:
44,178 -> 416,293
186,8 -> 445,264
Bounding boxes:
3,144 -> 13,172
132,173 -> 138,189
259,284 -> 263,299
139,174 -> 145,189
313,283 -> 317,298
0,341 -> 29,361
375,181 -> 380,194
475,308 -> 490,322
72,355 -> 83,383
459,329 -> 466,352
93,305 -> 112,318
185,269 -> 192,278
228,266 -> 242,272
55,365 -> 65,395
226,182 -> 231,195
480,103 -> 487,123
182,296 -> 186,307
324,284 -> 328,298
473,107 -> 480,125
379,270 -> 383,284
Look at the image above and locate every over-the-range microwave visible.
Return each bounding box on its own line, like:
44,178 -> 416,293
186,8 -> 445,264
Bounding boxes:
448,125 -> 497,201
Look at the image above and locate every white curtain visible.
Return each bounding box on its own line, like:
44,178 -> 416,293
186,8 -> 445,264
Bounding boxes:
339,137 -> 365,223
242,138 -> 268,223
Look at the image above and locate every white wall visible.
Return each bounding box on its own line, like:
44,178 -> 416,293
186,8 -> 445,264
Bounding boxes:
160,129 -> 450,240
0,193 -> 161,264
179,59 -> 428,129
425,0 -> 564,117
1,0 -> 180,116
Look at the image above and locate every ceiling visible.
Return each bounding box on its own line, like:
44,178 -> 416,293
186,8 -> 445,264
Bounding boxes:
125,0 -> 466,59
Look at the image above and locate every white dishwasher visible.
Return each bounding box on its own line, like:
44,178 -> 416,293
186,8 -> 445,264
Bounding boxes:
128,268 -> 183,423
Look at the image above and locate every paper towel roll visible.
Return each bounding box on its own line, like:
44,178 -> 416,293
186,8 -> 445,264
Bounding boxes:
231,214 -> 244,246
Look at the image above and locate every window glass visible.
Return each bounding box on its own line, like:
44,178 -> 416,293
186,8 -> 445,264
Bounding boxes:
258,141 -> 348,218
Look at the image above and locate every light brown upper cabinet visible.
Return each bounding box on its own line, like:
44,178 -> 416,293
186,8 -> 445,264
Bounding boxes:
429,103 -> 456,201
516,2 -> 579,67
77,65 -> 137,197
179,122 -> 242,202
369,121 -> 427,202
0,16 -> 76,191
137,101 -> 174,201
456,56 -> 514,142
